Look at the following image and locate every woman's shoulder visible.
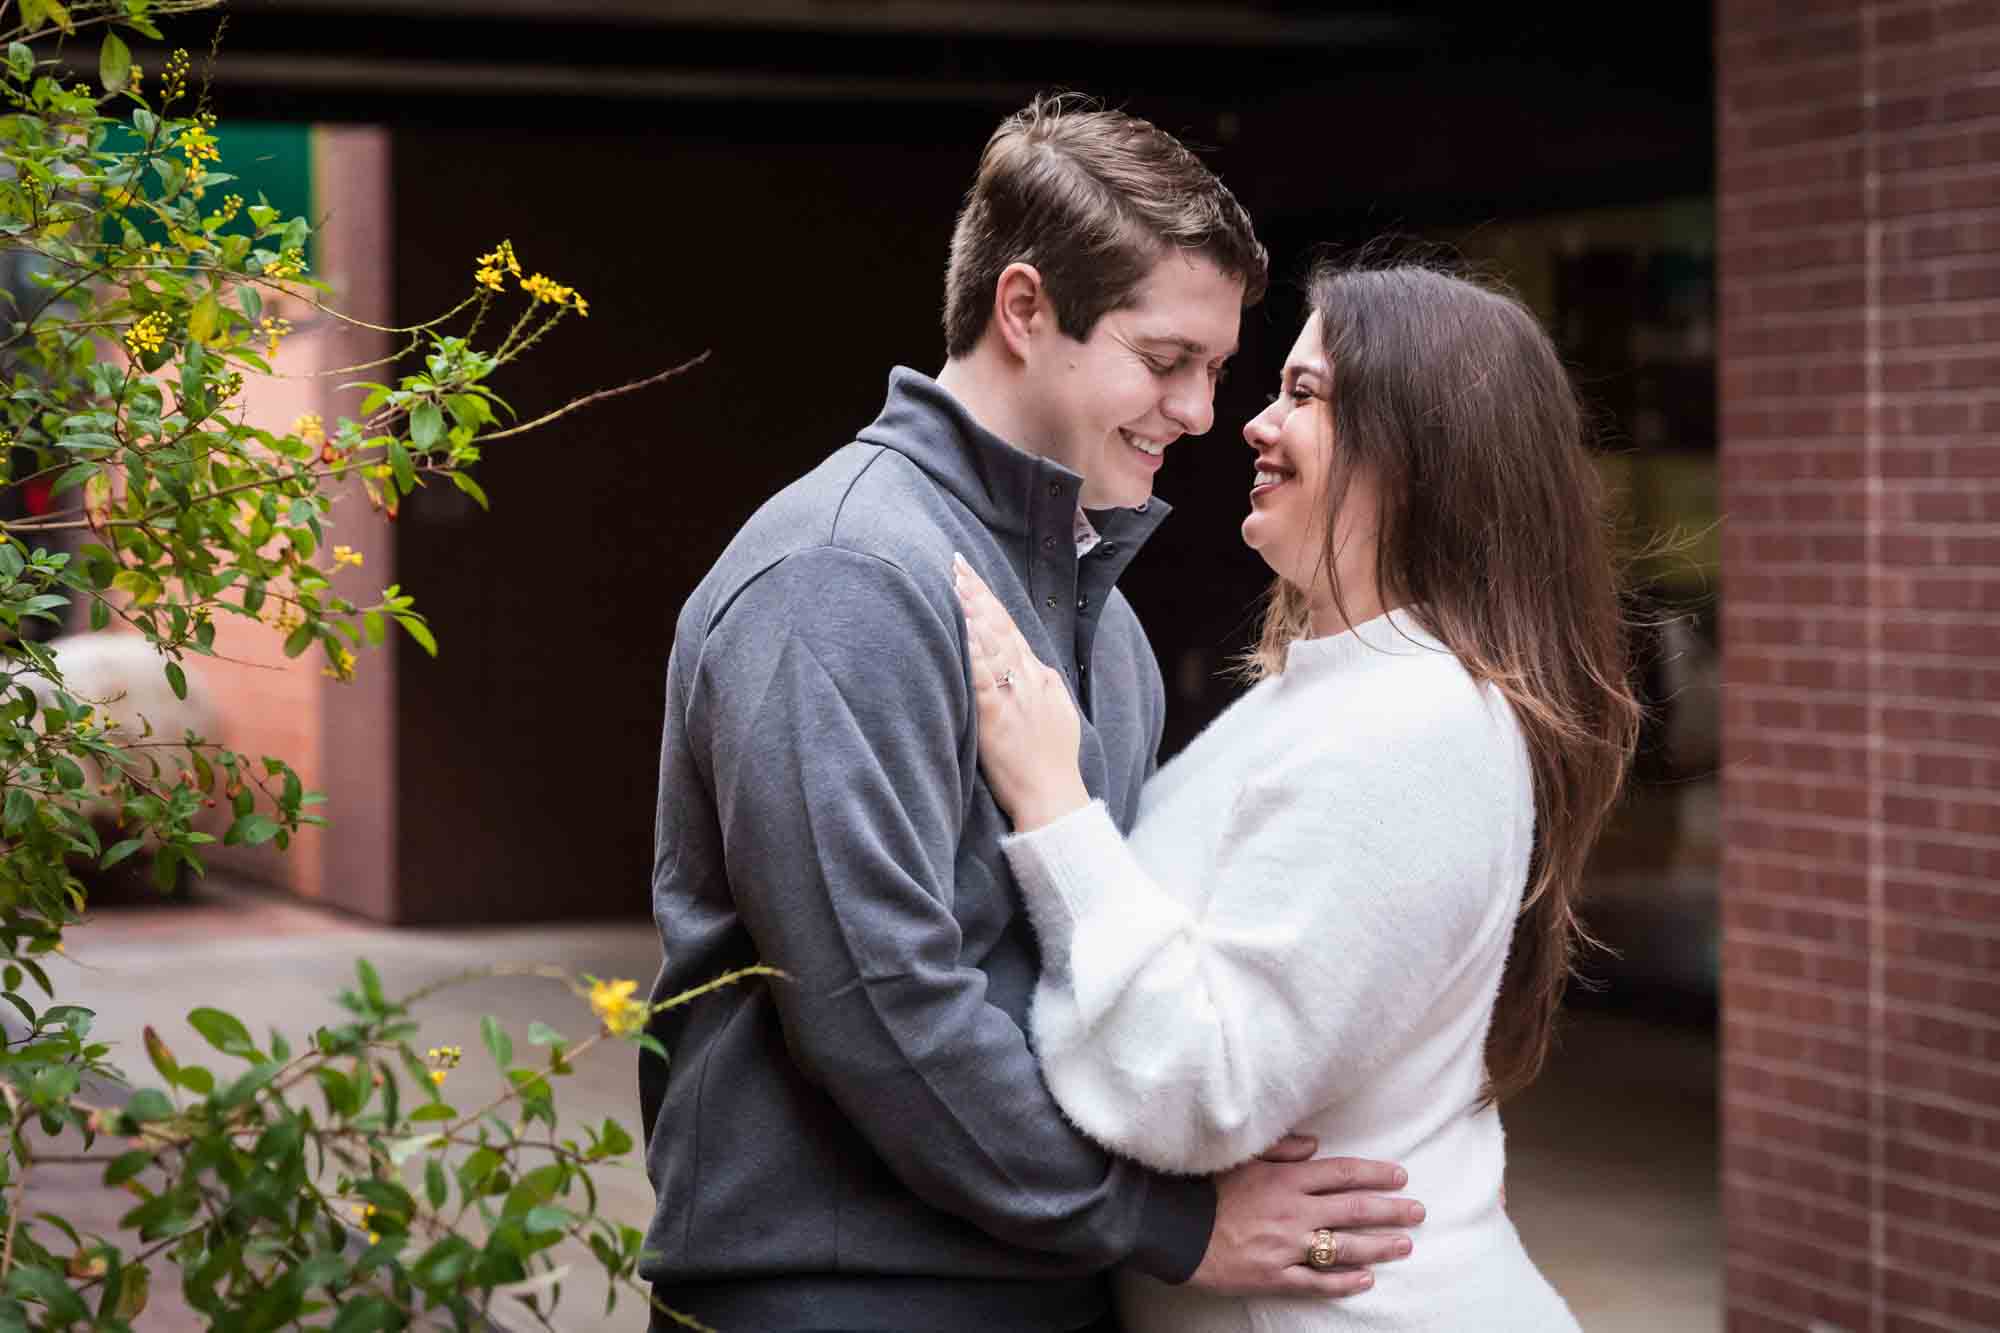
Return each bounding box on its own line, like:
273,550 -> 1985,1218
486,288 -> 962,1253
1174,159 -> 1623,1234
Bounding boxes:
1266,640 -> 1527,797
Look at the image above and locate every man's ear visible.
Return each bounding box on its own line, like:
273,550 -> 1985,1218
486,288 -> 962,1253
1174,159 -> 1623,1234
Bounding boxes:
990,262 -> 1046,365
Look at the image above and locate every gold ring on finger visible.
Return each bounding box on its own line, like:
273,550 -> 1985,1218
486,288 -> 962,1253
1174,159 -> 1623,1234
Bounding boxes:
1307,1227 -> 1339,1270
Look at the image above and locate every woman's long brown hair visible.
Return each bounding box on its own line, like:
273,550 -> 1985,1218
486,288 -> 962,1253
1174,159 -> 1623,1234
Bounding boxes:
1242,262 -> 1642,1105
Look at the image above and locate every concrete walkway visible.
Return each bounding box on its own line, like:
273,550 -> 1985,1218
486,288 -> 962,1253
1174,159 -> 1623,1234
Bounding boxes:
25,881 -> 1719,1331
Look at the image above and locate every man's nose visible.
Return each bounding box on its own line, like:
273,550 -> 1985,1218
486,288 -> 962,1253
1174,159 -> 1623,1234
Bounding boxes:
1163,377 -> 1215,437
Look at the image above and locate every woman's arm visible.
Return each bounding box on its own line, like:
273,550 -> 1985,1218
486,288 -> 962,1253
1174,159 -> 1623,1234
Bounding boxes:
955,556 -> 1525,1174
1007,721 -> 1520,1175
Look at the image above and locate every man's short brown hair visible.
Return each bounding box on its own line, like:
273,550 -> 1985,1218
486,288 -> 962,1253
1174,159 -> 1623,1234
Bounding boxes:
942,94 -> 1268,358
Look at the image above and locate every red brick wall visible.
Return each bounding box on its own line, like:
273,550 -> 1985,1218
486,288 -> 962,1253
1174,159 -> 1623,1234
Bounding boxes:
1720,3 -> 2000,1329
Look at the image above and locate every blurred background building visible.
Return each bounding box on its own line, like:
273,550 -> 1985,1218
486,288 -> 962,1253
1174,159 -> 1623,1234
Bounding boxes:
84,2 -> 1997,1329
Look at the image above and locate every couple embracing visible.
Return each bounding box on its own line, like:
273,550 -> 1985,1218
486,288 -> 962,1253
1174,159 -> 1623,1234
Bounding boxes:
638,94 -> 1638,1333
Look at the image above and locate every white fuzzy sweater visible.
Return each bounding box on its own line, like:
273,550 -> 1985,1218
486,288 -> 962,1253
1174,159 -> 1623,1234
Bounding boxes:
1002,609 -> 1580,1332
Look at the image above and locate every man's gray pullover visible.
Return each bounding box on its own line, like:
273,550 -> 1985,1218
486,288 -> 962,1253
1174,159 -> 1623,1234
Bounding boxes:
639,368 -> 1216,1330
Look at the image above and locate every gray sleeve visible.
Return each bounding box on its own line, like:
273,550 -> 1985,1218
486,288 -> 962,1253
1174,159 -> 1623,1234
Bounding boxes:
687,545 -> 1213,1281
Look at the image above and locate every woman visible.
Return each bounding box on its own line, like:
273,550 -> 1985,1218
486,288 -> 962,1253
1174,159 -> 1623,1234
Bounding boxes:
952,262 -> 1639,1331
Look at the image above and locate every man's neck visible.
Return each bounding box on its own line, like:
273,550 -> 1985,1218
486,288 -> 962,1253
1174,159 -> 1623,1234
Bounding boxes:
935,355 -> 1042,461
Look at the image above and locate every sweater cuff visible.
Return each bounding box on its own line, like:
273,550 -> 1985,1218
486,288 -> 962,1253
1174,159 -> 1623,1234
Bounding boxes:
1127,1171 -> 1217,1284
1000,799 -> 1132,942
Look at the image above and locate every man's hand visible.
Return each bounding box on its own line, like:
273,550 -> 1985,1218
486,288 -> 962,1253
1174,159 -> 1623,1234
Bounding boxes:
1186,1154 -> 1422,1298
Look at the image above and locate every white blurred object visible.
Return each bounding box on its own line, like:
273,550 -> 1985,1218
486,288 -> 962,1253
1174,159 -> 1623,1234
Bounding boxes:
21,632 -> 219,809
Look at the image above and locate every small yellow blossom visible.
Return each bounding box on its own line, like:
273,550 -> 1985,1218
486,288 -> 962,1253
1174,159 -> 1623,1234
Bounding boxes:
256,315 -> 292,358
267,247 -> 305,280
293,413 -> 325,446
130,64 -> 143,95
474,264 -> 504,293
476,239 -> 521,278
332,544 -> 363,569
265,602 -> 305,636
207,193 -> 243,227
161,49 -> 190,103
123,311 -> 169,357
520,272 -> 583,310
321,645 -> 357,682
589,978 -> 649,1037
177,122 -> 221,180
429,1069 -> 446,1087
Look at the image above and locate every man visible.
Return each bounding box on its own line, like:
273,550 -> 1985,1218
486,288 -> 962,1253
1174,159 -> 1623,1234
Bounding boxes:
640,96 -> 1421,1332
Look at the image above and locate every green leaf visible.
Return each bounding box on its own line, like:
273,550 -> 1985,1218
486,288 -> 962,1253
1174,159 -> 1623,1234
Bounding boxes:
173,1065 -> 214,1096
98,31 -> 130,92
356,958 -> 386,1010
187,293 -> 220,345
103,1149 -> 154,1186
122,1089 -> 173,1123
523,1205 -> 571,1235
449,471 -> 490,509
481,1015 -> 512,1069
282,623 -> 313,658
394,614 -> 437,657
214,1061 -> 282,1110
3,788 -> 34,836
598,1117 -> 634,1158
113,1265 -> 148,1321
411,1235 -> 477,1289
386,1133 -> 440,1166
143,1026 -> 178,1081
327,1293 -> 399,1333
100,838 -> 144,870
17,0 -> 74,36
408,402 -> 443,450
187,1006 -> 260,1059
5,1264 -> 87,1325
425,1157 -> 447,1210
1,993 -> 34,1028
224,813 -> 280,846
164,661 -> 187,701
407,1100 -> 454,1122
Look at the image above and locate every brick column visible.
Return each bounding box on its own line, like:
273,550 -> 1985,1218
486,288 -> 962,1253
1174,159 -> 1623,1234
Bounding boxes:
1720,3 -> 2000,1330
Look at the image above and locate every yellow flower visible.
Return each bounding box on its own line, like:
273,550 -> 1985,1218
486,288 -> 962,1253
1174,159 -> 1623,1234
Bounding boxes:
123,311 -> 169,357
589,978 -> 649,1037
256,315 -> 292,359
429,1069 -> 446,1087
321,645 -> 357,682
572,294 -> 589,318
161,49 -> 190,103
293,413 -> 325,446
476,240 -> 522,284
177,123 -> 221,176
332,544 -> 363,569
267,247 -> 305,280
